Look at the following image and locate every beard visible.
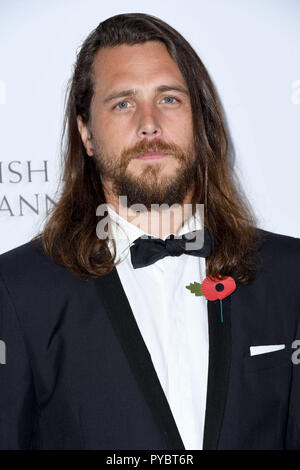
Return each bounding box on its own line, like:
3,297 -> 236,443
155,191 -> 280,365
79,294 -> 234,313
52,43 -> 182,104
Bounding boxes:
93,137 -> 198,211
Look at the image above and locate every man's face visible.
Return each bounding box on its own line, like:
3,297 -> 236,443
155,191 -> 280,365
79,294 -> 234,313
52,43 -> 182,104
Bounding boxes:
77,40 -> 197,209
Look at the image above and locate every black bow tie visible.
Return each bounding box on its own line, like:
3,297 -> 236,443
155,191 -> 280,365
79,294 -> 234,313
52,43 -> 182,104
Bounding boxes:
130,228 -> 214,269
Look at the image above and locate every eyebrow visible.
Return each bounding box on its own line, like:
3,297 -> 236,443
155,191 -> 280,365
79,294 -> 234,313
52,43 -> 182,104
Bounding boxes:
103,84 -> 190,104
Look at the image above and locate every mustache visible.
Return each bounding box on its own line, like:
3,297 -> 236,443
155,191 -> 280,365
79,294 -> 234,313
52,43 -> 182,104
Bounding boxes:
122,138 -> 186,162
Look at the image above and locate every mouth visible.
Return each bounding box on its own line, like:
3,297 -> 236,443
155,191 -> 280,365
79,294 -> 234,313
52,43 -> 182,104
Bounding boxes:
135,151 -> 169,161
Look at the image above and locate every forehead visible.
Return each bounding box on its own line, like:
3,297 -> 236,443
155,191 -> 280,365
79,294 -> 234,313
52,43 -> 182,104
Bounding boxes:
91,41 -> 186,93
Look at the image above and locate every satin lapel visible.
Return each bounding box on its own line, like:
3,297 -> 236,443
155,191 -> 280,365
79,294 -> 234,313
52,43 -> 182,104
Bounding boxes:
202,294 -> 232,449
94,267 -> 185,450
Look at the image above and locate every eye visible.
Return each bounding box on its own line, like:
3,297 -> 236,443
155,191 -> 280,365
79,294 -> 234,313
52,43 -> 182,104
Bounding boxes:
162,96 -> 179,104
114,100 -> 130,110
113,95 -> 180,111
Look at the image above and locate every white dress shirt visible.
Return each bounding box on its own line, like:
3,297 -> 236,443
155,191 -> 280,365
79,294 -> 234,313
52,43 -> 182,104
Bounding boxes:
106,204 -> 209,450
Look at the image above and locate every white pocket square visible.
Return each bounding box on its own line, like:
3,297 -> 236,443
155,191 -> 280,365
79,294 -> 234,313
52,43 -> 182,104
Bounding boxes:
249,344 -> 285,356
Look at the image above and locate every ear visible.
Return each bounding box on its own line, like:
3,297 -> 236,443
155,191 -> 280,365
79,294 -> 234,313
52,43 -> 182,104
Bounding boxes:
77,115 -> 94,156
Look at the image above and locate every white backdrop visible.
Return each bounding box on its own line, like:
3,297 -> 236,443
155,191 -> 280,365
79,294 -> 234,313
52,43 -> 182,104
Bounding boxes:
0,0 -> 299,254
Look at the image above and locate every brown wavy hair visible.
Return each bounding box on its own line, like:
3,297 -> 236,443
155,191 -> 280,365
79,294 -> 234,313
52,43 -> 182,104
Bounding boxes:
33,12 -> 263,284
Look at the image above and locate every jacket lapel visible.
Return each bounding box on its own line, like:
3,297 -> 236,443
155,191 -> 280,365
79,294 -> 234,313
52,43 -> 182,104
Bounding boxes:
202,294 -> 232,449
94,266 -> 185,450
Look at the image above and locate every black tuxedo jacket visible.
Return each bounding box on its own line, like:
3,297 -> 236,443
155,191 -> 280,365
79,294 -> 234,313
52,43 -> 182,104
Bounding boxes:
0,228 -> 300,450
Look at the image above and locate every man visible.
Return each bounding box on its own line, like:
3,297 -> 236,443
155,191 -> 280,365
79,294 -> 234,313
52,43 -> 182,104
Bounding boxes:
0,13 -> 299,450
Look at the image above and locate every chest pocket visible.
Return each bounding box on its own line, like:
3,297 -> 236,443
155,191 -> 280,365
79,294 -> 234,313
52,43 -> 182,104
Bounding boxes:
243,346 -> 292,373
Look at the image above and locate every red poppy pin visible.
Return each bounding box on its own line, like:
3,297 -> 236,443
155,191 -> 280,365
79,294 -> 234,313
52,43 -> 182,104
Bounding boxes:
186,275 -> 236,323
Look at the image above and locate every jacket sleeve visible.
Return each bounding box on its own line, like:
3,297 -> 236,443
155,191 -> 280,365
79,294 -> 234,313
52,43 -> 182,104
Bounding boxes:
0,273 -> 38,449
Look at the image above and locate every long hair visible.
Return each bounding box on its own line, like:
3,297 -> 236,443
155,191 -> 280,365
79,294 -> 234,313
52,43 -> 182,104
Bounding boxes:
33,12 -> 263,284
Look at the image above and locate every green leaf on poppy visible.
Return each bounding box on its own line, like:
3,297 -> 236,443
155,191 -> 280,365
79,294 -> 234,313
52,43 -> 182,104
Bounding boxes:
185,281 -> 204,297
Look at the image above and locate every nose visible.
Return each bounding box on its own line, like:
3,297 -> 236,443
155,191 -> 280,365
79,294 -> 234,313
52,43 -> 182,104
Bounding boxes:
136,104 -> 162,139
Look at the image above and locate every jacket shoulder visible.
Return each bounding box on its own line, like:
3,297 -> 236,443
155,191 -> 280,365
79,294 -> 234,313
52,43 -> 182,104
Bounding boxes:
0,238 -> 82,293
1,238 -> 52,267
0,238 -> 92,336
254,227 -> 300,278
256,227 -> 300,253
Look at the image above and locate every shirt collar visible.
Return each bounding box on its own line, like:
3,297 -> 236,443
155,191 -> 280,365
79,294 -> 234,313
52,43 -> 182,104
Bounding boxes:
106,203 -> 203,264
